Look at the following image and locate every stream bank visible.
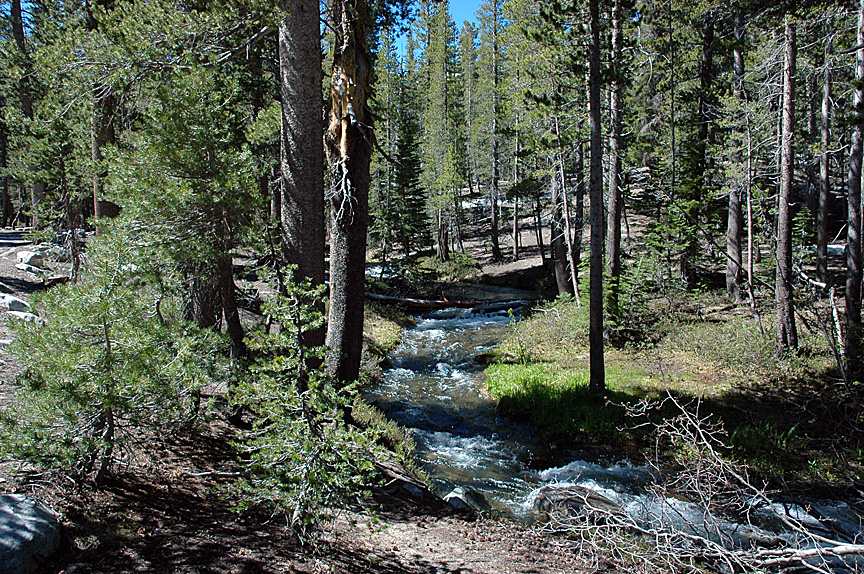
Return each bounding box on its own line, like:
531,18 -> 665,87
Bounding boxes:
365,294 -> 864,568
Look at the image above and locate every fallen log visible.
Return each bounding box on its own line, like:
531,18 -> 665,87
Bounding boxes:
366,292 -> 480,312
367,292 -> 533,314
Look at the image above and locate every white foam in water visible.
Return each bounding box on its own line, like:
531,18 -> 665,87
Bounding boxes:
414,429 -> 518,470
538,459 -> 653,489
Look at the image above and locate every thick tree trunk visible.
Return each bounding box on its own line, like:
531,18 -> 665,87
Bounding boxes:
278,0 -> 326,346
588,0 -> 605,392
776,19 -> 799,353
726,15 -> 745,301
325,0 -> 372,383
11,0 -> 43,227
186,268 -> 220,330
606,0 -> 623,314
817,35 -> 833,285
847,2 -> 864,380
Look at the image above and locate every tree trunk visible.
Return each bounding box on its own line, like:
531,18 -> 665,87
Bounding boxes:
218,251 -> 246,361
325,0 -> 372,383
776,19 -> 799,354
575,142 -> 585,278
0,92 -> 9,227
489,2 -> 502,262
11,0 -> 43,227
817,34 -> 833,285
550,174 -> 571,296
436,209 -> 450,261
847,2 -> 864,380
512,131 -> 520,261
588,0 -> 605,392
454,194 -> 465,253
278,0 -> 326,347
554,117 -> 579,297
606,0 -> 623,314
534,195 -> 545,265
186,268 -> 220,330
726,14 -> 745,301
86,0 -> 116,233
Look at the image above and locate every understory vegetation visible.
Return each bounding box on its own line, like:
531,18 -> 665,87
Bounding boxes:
486,283 -> 862,485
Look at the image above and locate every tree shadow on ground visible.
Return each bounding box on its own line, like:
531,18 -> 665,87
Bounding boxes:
51,422 -> 462,574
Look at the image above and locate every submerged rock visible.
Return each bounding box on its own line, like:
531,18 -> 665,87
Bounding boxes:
0,495 -> 62,574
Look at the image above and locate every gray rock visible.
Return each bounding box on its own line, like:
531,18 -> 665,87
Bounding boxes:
0,295 -> 30,313
532,484 -> 623,518
14,264 -> 45,277
0,494 -> 62,574
15,252 -> 44,268
6,311 -> 43,325
444,487 -> 490,513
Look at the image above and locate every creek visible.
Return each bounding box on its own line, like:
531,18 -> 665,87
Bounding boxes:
364,303 -> 863,566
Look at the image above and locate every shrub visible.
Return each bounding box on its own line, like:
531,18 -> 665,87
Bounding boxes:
232,278 -> 384,537
0,236 -> 225,483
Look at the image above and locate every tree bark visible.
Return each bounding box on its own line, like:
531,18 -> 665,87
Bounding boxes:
86,0 -> 116,233
534,194 -> 545,265
186,268 -> 220,330
217,251 -> 246,361
776,19 -> 799,354
489,1 -> 502,262
550,173 -> 571,296
512,130 -> 520,261
554,117 -> 579,297
436,209 -> 450,261
325,0 -> 372,383
606,0 -> 623,314
11,0 -> 44,227
847,2 -> 864,380
726,14 -> 745,302
817,35 -> 833,285
0,92 -> 9,227
575,142 -> 585,279
588,0 -> 605,392
278,0 -> 326,347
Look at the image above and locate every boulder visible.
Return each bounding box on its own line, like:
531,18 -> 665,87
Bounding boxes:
532,484 -> 623,519
444,487 -> 490,513
0,495 -> 62,574
0,294 -> 30,313
15,252 -> 44,268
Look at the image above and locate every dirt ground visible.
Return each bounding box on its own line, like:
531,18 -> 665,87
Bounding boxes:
0,228 -> 590,574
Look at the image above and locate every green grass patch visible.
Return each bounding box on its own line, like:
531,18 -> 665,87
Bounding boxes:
484,362 -> 652,441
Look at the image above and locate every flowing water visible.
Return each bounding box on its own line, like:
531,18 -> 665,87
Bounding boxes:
365,304 -> 864,564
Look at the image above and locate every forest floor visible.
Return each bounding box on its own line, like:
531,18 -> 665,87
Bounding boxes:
0,229 -> 591,574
